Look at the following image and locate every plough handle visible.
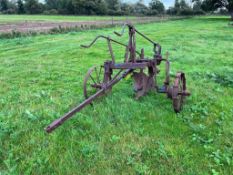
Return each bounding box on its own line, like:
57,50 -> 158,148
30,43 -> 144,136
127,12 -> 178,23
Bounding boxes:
114,23 -> 162,55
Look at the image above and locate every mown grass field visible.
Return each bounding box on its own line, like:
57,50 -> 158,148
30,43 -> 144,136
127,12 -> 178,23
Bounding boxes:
0,16 -> 232,174
0,15 -> 135,24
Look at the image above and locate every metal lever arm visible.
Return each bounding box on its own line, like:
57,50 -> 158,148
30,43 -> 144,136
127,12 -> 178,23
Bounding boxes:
135,29 -> 161,55
114,23 -> 162,55
80,35 -> 106,48
114,23 -> 129,37
81,34 -> 141,55
81,35 -> 126,49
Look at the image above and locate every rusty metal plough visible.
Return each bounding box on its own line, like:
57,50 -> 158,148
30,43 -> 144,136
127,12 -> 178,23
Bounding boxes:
46,23 -> 190,133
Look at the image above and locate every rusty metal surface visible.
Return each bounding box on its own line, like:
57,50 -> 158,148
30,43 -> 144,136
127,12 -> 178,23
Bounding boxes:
45,23 -> 190,133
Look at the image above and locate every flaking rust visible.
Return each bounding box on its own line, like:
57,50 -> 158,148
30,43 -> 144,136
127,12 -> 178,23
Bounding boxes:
45,23 -> 190,133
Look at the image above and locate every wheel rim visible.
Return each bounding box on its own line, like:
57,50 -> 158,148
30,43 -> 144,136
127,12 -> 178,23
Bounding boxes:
83,65 -> 104,99
172,72 -> 186,113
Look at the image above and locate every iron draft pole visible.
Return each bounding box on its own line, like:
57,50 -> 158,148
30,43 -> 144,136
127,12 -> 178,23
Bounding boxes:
45,69 -> 132,133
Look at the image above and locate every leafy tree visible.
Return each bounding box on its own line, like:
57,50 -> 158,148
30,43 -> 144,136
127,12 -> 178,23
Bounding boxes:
24,0 -> 44,14
193,0 -> 202,11
45,0 -> 59,9
180,0 -> 189,9
134,0 -> 149,15
174,0 -> 180,11
192,0 -> 205,14
105,0 -> 121,15
71,0 -> 107,15
121,2 -> 134,15
17,0 -> 25,14
201,0 -> 233,20
149,0 -> 165,14
166,6 -> 177,15
0,0 -> 9,11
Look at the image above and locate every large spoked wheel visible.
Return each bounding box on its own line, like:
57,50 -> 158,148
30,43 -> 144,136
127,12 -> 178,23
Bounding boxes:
172,72 -> 189,113
83,65 -> 105,99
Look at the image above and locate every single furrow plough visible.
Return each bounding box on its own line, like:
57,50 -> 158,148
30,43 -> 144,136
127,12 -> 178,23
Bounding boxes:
46,23 -> 190,133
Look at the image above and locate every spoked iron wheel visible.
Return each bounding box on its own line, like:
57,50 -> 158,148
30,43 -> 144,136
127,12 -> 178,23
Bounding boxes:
83,65 -> 105,99
172,72 -> 190,113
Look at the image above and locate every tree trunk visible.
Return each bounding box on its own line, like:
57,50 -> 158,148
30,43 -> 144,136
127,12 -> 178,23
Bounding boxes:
231,11 -> 233,21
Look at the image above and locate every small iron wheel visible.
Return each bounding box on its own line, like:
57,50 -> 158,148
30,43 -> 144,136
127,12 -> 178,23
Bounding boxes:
83,65 -> 104,99
172,72 -> 188,113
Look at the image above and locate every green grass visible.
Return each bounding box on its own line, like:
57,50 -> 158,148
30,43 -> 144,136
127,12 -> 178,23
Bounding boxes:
0,14 -> 135,24
0,16 -> 233,174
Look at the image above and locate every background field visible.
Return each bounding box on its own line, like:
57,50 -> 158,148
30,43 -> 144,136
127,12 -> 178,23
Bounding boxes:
0,16 -> 232,174
0,15 -> 176,34
0,15 -> 136,24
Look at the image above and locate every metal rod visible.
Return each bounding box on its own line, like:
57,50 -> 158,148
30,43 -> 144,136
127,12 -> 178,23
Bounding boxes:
45,89 -> 105,133
45,69 -> 132,133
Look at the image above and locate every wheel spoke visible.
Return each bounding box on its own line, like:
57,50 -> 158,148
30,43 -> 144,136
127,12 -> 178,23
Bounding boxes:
84,65 -> 106,99
95,67 -> 100,84
89,74 -> 97,85
98,66 -> 102,83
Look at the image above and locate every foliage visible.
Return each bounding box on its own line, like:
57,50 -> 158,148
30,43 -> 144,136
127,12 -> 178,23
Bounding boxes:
24,0 -> 44,14
167,0 -> 193,16
0,0 -> 8,11
17,0 -> 25,14
200,0 -> 233,19
149,0 -> 165,15
0,0 -> 218,17
133,1 -> 149,15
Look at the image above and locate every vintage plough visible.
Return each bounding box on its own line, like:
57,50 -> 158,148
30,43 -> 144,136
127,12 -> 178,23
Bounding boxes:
46,23 -> 190,133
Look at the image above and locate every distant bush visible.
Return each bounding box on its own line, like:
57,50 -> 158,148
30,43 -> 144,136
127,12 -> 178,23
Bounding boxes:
193,10 -> 205,15
179,8 -> 193,16
2,8 -> 17,14
107,9 -> 123,16
147,9 -> 159,16
219,8 -> 229,15
166,7 -> 176,15
43,9 -> 58,15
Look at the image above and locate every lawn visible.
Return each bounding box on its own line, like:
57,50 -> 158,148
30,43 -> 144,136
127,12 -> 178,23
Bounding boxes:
0,14 -> 135,24
0,16 -> 232,174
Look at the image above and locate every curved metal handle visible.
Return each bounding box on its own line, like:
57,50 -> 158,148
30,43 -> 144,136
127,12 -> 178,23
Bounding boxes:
80,33 -> 141,56
114,23 -> 131,37
80,35 -> 106,48
154,44 -> 162,55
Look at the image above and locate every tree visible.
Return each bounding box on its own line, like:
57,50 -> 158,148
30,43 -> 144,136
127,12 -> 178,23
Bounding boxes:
24,0 -> 43,14
192,0 -> 205,14
70,0 -> 107,15
173,0 -> 181,14
226,0 -> 233,19
121,2 -> 134,15
149,0 -> 165,14
180,0 -> 189,9
17,0 -> 25,14
193,0 -> 202,11
45,0 -> 59,10
201,0 -> 233,20
105,0 -> 121,15
134,0 -> 149,15
0,0 -> 9,11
